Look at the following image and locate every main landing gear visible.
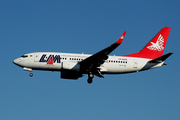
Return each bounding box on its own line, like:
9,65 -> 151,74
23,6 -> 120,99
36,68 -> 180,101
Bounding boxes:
87,70 -> 104,84
87,73 -> 94,84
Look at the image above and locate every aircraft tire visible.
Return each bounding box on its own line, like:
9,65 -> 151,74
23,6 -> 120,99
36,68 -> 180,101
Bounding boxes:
29,73 -> 33,77
87,78 -> 93,84
88,73 -> 94,78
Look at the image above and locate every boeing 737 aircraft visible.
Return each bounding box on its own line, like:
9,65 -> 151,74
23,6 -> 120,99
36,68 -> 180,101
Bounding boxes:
13,27 -> 173,83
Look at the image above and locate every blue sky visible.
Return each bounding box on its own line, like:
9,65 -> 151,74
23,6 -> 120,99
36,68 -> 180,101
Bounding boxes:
1,0 -> 180,120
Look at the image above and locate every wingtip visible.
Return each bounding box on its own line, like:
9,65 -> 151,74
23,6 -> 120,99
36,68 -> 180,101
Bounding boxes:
116,31 -> 126,44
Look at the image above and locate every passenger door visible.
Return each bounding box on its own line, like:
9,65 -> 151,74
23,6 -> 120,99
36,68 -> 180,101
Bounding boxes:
34,53 -> 39,62
133,59 -> 138,68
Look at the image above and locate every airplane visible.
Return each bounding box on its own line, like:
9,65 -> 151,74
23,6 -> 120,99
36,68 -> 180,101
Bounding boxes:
13,27 -> 173,84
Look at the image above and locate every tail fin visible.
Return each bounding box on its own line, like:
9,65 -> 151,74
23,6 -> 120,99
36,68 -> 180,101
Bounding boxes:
124,27 -> 171,59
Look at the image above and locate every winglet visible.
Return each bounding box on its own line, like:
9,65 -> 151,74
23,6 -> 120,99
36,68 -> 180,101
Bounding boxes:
116,31 -> 126,44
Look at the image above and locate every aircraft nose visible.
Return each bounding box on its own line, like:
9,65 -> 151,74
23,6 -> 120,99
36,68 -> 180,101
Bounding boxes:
13,59 -> 17,65
13,58 -> 21,65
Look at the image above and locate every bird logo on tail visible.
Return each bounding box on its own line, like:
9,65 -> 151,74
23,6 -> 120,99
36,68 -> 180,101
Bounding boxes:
147,34 -> 164,51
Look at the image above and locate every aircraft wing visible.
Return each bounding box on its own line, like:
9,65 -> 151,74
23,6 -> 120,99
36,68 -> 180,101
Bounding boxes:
80,31 -> 126,74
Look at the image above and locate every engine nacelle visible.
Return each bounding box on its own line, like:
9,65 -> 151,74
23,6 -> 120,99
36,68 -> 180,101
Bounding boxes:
61,71 -> 82,79
61,62 -> 80,72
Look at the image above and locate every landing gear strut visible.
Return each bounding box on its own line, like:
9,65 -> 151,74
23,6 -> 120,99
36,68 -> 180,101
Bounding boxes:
87,73 -> 94,84
23,68 -> 33,77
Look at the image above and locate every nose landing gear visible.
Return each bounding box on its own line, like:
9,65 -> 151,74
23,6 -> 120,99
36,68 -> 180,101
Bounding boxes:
23,67 -> 33,77
29,72 -> 33,77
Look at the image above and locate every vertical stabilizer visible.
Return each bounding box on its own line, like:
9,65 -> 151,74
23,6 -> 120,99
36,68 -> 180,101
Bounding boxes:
124,27 -> 171,59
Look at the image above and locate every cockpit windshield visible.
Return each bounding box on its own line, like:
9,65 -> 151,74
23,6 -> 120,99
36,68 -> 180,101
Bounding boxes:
21,55 -> 28,58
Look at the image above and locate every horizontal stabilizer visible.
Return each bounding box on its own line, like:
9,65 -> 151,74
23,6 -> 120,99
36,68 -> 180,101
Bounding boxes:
148,52 -> 173,63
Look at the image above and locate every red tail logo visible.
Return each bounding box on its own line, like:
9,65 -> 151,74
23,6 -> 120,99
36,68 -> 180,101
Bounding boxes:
147,34 -> 164,51
124,27 -> 171,59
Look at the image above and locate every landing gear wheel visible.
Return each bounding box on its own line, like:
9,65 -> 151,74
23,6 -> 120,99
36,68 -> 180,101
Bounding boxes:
87,78 -> 93,84
89,73 -> 94,78
87,73 -> 94,84
29,73 -> 33,77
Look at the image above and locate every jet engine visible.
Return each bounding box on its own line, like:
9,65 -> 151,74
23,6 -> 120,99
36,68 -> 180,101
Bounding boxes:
61,71 -> 82,79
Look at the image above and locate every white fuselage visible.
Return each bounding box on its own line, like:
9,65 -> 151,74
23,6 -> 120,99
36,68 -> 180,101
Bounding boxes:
13,52 -> 164,74
12,27 -> 172,83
